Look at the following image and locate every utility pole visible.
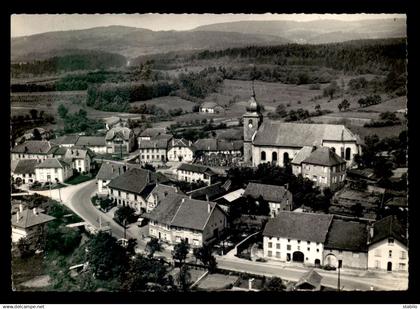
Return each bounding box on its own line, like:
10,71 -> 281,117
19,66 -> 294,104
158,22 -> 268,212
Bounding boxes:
123,219 -> 127,240
337,264 -> 341,291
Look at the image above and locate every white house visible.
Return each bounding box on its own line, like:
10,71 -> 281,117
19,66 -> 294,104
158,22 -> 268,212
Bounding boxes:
11,159 -> 38,184
34,158 -> 73,183
262,212 -> 333,266
11,205 -> 55,243
11,140 -> 54,162
145,184 -> 181,213
138,127 -> 167,141
243,182 -> 293,217
367,216 -> 408,272
176,163 -> 216,185
63,147 -> 94,173
139,137 -> 171,164
199,102 -> 225,114
75,136 -> 108,154
96,161 -> 137,195
146,193 -> 228,247
105,126 -> 135,154
167,138 -> 194,162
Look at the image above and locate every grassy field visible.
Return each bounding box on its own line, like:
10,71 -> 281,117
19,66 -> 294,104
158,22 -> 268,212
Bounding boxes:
131,96 -> 196,112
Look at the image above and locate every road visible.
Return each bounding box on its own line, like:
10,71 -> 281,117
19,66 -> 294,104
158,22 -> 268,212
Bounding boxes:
216,256 -> 408,291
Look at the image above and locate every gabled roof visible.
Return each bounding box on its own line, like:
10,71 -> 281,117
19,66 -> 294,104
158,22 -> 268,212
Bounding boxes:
12,141 -> 52,154
96,161 -> 138,180
200,102 -> 219,109
263,211 -> 333,243
146,184 -> 181,201
146,193 -> 225,231
64,147 -> 95,159
139,127 -> 167,138
369,215 -> 407,247
107,167 -> 160,195
253,121 -> 360,147
177,163 -> 216,176
295,270 -> 322,290
324,219 -> 368,252
50,135 -> 80,146
244,182 -> 292,203
139,138 -> 170,149
75,136 -> 106,147
188,182 -> 227,201
12,159 -> 38,175
193,139 -> 243,152
291,146 -> 314,165
302,146 -> 346,167
168,138 -> 193,149
35,158 -> 70,169
12,209 -> 55,229
105,127 -> 132,141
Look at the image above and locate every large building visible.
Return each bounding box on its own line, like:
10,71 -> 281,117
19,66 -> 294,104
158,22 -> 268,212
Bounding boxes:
242,94 -> 362,167
11,141 -> 54,162
34,158 -> 73,183
167,138 -> 194,162
176,163 -> 217,185
105,126 -> 135,154
95,161 -> 138,195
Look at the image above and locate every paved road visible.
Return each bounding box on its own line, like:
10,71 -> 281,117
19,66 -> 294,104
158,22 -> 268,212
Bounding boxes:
216,256 -> 408,291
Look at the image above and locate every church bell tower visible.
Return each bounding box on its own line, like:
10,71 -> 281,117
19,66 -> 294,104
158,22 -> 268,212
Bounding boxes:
243,81 -> 262,165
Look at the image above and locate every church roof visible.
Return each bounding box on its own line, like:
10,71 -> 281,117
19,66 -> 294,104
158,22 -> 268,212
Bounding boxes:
253,121 -> 360,148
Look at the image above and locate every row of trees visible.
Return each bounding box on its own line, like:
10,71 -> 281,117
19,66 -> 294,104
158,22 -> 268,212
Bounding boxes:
358,94 -> 382,107
58,104 -> 104,135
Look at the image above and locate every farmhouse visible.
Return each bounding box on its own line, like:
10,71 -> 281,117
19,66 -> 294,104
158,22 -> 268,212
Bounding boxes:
11,140 -> 54,162
243,182 -> 293,217
145,184 -> 181,213
34,158 -> 73,183
176,163 -> 217,185
139,137 -> 172,164
105,126 -> 135,154
262,211 -> 333,266
367,215 -> 408,272
75,136 -> 107,154
242,94 -> 362,168
11,159 -> 38,184
11,205 -> 55,243
292,146 -> 347,190
96,161 -> 138,195
146,193 -> 228,247
199,102 -> 225,114
138,127 -> 167,141
167,138 -> 194,162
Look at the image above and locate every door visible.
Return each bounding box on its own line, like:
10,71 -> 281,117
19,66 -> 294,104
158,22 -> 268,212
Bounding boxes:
292,251 -> 304,263
158,232 -> 161,239
387,262 -> 392,271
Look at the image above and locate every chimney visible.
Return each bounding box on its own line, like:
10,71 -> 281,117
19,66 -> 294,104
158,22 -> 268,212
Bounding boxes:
111,166 -> 114,173
33,207 -> 38,216
248,278 -> 255,290
284,183 -> 289,190
369,226 -> 374,239
19,204 -> 23,212
16,210 -> 20,223
207,203 -> 211,214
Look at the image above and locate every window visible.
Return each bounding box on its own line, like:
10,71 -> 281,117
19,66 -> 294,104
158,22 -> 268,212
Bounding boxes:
288,239 -> 291,242
400,251 -> 407,260
193,239 -> 199,246
307,247 -> 310,251
307,241 -> 310,245
272,152 -> 278,162
297,240 -> 301,244
267,251 -> 272,257
261,151 -> 266,161
268,242 -> 272,248
316,249 -> 319,252
287,245 -> 291,251
345,148 -> 351,160
399,263 -> 406,270
389,250 -> 392,258
276,252 -> 280,258
276,243 -> 280,249
388,238 -> 394,245
338,250 -> 343,254
176,236 -> 181,243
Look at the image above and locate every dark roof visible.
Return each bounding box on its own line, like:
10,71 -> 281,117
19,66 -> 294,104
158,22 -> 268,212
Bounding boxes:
193,139 -> 243,152
50,146 -> 68,156
96,161 -> 138,180
146,193 -> 224,231
107,168 -> 158,195
385,197 -> 407,208
346,168 -> 377,180
295,270 -> 322,290
105,127 -> 132,141
324,219 -> 368,252
139,127 -> 167,138
263,212 -> 333,243
177,163 -> 216,175
75,136 -> 106,147
369,215 -> 407,246
253,121 -> 359,147
139,138 -> 170,149
50,135 -> 80,146
12,141 -> 52,154
146,184 -> 181,201
64,147 -> 95,159
13,159 -> 38,175
188,182 -> 227,200
291,146 -> 314,165
12,209 -> 55,228
302,146 -> 346,166
36,158 -> 70,169
168,138 -> 193,149
244,182 -> 292,203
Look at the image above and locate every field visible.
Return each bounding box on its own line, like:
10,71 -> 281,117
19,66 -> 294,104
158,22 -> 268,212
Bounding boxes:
131,96 -> 196,112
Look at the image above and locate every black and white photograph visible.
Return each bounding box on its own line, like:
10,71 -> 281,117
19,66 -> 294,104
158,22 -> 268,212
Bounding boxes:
8,11 -> 410,300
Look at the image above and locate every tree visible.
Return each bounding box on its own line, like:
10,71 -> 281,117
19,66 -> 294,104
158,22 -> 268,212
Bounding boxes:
323,81 -> 340,100
29,109 -> 38,120
172,239 -> 190,265
58,104 -> 69,119
176,265 -> 191,291
341,99 -> 350,111
314,104 -> 321,114
275,104 -> 288,118
114,205 -> 137,226
351,202 -> 364,218
32,128 -> 42,140
146,238 -> 162,258
192,245 -> 217,271
17,237 -> 34,258
337,103 -> 343,112
263,277 -> 286,291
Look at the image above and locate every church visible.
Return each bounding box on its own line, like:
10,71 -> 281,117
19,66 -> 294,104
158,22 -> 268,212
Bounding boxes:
243,92 -> 362,168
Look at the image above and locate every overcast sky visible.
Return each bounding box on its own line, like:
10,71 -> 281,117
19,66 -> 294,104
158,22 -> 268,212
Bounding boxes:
11,13 -> 406,37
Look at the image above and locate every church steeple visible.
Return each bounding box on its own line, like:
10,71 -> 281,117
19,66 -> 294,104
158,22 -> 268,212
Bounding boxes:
246,80 -> 260,113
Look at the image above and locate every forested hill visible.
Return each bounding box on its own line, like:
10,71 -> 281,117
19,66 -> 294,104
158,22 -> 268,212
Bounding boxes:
191,38 -> 407,75
11,51 -> 127,77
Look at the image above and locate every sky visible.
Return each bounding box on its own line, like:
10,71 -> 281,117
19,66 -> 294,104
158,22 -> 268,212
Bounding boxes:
11,13 -> 406,37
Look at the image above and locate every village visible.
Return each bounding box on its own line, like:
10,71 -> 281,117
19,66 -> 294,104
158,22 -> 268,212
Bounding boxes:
10,89 -> 408,292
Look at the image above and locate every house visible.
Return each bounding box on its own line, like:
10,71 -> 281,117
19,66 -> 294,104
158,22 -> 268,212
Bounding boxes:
146,193 -> 228,247
199,102 -> 225,114
167,138 -> 194,162
292,146 -> 347,190
323,219 -> 369,269
11,205 -> 55,243
50,134 -> 80,148
293,269 -> 322,291
145,184 -> 181,213
139,137 -> 172,164
242,93 -> 362,167
107,167 -> 168,213
187,180 -> 232,201
62,147 -> 94,173
11,140 -> 54,162
75,136 -> 107,154
243,182 -> 293,217
262,211 -> 333,266
176,163 -> 217,185
367,215 -> 408,272
214,188 -> 245,207
34,158 -> 73,183
96,161 -> 138,195
138,127 -> 167,141
193,139 -> 243,156
11,159 -> 38,184
105,126 -> 135,154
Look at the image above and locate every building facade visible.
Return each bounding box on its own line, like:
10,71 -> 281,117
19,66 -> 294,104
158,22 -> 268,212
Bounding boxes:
105,126 -> 135,154
34,158 -> 73,183
167,138 -> 194,162
176,163 -> 216,185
